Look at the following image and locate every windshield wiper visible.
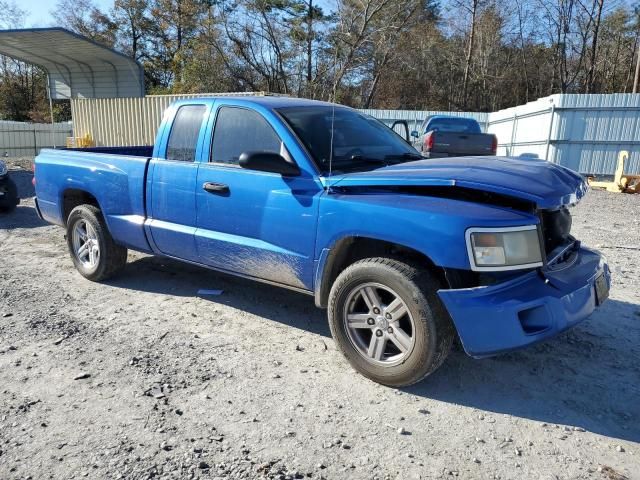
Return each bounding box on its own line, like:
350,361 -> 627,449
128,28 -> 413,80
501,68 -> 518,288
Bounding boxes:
332,155 -> 388,167
330,153 -> 421,173
384,152 -> 424,161
351,155 -> 390,164
329,155 -> 391,173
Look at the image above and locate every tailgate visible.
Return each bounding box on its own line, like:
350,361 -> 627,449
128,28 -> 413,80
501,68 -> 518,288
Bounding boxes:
432,132 -> 495,156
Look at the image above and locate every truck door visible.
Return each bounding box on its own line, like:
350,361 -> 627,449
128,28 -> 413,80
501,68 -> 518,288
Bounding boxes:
147,104 -> 208,261
195,105 -> 321,291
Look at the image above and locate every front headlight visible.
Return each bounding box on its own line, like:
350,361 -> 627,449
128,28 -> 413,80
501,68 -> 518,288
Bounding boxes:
466,226 -> 543,271
0,161 -> 7,176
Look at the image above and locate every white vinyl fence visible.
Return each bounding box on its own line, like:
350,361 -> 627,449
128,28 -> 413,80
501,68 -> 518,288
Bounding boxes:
487,94 -> 640,175
69,93 -> 640,175
360,109 -> 489,132
0,120 -> 73,157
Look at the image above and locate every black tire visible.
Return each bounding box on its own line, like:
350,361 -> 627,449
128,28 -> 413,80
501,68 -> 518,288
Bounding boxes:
66,205 -> 127,281
0,177 -> 19,213
328,257 -> 454,387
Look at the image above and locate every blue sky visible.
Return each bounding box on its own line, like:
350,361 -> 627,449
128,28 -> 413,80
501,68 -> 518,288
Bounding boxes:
20,0 -> 113,27
19,0 -> 336,27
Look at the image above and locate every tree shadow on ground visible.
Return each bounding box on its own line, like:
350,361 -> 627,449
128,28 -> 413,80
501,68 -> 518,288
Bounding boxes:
110,255 -> 640,444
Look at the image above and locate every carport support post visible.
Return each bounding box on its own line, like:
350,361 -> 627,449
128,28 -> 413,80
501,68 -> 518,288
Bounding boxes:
509,112 -> 518,156
46,75 -> 56,149
545,103 -> 556,163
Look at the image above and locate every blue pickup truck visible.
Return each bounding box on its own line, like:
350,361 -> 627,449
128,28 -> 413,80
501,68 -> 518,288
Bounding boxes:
34,96 -> 610,386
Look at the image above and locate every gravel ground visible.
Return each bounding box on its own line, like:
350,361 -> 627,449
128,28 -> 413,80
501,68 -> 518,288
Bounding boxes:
0,158 -> 639,480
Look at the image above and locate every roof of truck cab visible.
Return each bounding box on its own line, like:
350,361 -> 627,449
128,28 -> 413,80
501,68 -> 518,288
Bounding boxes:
427,115 -> 479,121
171,96 -> 346,109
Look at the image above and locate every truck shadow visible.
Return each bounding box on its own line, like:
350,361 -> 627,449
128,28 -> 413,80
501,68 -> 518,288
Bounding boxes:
0,169 -> 45,229
110,255 -> 330,338
406,298 -> 640,443
0,204 -> 48,229
111,255 -> 640,444
10,170 -> 35,199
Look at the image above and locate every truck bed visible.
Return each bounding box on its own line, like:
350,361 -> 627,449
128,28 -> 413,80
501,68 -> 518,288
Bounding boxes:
35,147 -> 153,253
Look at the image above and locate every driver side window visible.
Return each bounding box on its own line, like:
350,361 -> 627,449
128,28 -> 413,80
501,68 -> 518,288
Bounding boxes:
211,107 -> 281,165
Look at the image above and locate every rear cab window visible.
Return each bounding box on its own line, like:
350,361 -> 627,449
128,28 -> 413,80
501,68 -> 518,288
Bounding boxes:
166,105 -> 207,161
426,118 -> 481,134
211,107 -> 281,165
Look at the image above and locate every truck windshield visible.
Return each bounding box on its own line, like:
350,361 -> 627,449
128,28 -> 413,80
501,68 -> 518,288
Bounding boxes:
425,118 -> 481,134
277,106 -> 422,174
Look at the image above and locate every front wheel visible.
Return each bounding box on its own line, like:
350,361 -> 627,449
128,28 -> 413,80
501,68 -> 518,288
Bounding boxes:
66,205 -> 127,281
328,257 -> 454,387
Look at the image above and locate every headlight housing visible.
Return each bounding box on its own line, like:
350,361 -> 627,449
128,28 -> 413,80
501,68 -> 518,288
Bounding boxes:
0,161 -> 7,176
466,226 -> 543,271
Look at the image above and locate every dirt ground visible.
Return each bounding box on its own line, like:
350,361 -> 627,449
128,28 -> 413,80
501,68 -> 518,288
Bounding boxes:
0,158 -> 639,480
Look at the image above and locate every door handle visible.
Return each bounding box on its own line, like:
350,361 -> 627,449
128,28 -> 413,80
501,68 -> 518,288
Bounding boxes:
203,182 -> 229,194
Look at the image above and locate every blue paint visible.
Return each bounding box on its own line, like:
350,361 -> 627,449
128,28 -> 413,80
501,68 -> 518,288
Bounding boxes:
439,248 -> 610,357
34,96 -> 609,357
325,156 -> 587,209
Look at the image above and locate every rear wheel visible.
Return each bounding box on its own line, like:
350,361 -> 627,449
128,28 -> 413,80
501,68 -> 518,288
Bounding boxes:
328,257 -> 454,387
66,205 -> 127,281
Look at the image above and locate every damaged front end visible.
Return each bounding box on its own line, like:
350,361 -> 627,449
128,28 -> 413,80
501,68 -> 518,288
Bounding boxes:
438,201 -> 611,358
322,156 -> 609,357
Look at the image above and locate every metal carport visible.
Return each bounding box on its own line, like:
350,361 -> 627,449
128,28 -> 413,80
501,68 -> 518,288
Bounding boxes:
0,27 -> 144,99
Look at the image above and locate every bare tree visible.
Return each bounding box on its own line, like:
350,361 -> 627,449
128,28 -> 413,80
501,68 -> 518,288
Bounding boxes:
52,0 -> 118,46
634,5 -> 640,92
634,40 -> 640,92
514,0 -> 531,101
329,0 -> 421,101
457,0 -> 481,108
585,0 -> 605,92
213,1 -> 289,93
112,0 -> 151,61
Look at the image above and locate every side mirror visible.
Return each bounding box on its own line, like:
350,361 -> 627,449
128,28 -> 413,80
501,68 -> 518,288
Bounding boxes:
239,151 -> 300,176
410,130 -> 419,138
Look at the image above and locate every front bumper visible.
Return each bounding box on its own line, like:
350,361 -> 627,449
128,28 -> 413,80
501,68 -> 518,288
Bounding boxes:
438,246 -> 610,358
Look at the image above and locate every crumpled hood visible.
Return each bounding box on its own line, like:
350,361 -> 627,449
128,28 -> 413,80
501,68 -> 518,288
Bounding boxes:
324,156 -> 588,209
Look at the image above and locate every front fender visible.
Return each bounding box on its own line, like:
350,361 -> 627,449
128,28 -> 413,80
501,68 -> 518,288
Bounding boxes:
313,192 -> 539,305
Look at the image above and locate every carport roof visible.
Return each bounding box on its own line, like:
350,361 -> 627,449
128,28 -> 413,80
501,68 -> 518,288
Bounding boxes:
0,27 -> 144,99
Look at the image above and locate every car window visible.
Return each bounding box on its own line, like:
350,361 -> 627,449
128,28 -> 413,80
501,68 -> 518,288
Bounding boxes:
212,107 -> 281,165
426,118 -> 481,134
166,105 -> 207,161
278,106 -> 421,174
